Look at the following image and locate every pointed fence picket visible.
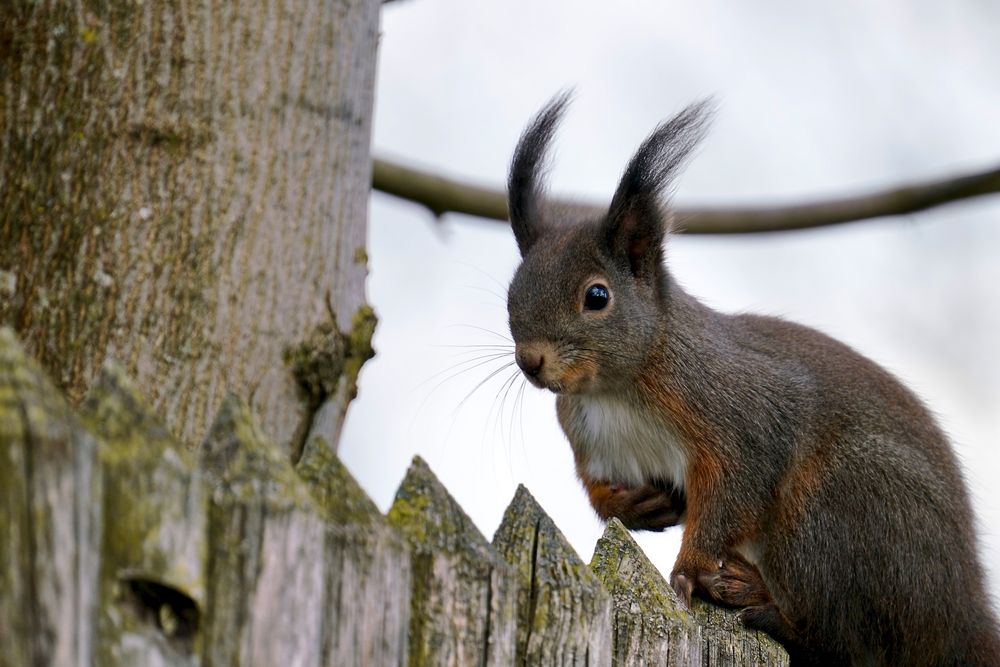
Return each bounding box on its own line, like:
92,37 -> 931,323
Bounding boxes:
0,328 -> 787,666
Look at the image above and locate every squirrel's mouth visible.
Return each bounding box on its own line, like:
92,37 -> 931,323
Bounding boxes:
515,342 -> 596,394
543,381 -> 566,394
528,372 -> 587,395
523,374 -> 545,389
522,373 -> 560,393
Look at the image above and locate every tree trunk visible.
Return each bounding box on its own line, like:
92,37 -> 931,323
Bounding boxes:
0,0 -> 380,455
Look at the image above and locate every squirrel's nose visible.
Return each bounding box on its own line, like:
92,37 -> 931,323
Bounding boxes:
516,348 -> 544,378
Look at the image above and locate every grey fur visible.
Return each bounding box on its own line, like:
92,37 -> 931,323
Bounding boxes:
506,95 -> 1000,666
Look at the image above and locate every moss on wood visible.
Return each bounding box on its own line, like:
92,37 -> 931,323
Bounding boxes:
591,519 -> 789,666
80,363 -> 205,666
296,435 -> 382,528
200,395 -> 327,666
389,456 -> 516,666
493,485 -> 612,666
591,519 -> 702,665
296,436 -> 411,666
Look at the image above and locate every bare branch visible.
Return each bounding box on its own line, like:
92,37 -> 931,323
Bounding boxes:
372,157 -> 1000,234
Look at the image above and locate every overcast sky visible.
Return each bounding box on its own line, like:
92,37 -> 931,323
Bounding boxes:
340,0 -> 1000,604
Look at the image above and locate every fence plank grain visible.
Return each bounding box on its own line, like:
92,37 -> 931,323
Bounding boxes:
296,437 -> 411,666
692,599 -> 790,667
493,485 -> 613,667
592,518 -> 789,665
81,363 -> 207,666
388,456 -> 517,667
591,518 -> 703,666
200,396 -> 327,667
0,328 -> 102,667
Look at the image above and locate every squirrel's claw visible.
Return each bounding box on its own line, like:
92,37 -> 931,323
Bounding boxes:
696,557 -> 771,608
670,571 -> 695,608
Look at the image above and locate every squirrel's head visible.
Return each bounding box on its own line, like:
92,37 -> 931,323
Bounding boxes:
506,93 -> 711,395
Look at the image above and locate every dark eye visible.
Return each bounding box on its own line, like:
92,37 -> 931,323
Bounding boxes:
584,284 -> 610,311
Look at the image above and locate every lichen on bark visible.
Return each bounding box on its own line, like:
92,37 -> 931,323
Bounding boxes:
284,303 -> 377,460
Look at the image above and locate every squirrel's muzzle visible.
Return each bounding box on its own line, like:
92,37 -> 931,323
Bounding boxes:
515,345 -> 545,379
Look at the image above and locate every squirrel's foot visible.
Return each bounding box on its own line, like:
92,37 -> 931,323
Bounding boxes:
703,559 -> 802,651
672,549 -> 770,611
670,571 -> 695,607
696,553 -> 771,608
670,549 -> 718,607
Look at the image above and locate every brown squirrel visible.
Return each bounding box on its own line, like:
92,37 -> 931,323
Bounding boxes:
505,93 -> 1000,665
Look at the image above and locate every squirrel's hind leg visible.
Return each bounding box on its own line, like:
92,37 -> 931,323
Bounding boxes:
738,602 -> 800,649
696,551 -> 771,608
695,553 -> 822,661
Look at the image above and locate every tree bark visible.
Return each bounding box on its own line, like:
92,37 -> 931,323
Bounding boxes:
0,0 -> 380,455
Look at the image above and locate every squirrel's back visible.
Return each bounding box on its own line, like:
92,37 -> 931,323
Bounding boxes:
725,311 -> 998,665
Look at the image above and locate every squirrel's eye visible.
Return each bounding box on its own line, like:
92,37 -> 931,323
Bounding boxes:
584,284 -> 610,311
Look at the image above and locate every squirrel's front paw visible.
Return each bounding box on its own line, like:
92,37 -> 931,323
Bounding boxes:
586,480 -> 685,531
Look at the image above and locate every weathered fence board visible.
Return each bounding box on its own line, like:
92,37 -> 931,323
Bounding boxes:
692,600 -> 789,667
200,396 -> 327,666
591,518 -> 702,666
296,436 -> 411,666
0,327 -> 791,666
81,363 -> 207,666
592,519 -> 788,666
0,329 -> 102,667
493,485 -> 613,667
388,456 -> 517,667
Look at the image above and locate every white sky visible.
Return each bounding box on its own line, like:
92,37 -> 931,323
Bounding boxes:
340,0 -> 1000,605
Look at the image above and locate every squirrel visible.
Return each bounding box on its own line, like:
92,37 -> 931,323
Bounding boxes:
504,92 -> 1000,666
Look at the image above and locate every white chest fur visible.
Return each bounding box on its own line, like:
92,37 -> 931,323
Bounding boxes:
567,394 -> 689,489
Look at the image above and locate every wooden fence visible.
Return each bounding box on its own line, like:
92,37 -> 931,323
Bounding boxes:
0,327 -> 788,666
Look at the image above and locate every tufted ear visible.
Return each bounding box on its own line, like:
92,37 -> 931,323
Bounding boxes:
507,91 -> 572,256
602,99 -> 713,277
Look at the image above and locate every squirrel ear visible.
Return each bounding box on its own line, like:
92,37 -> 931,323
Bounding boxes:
603,99 -> 713,275
507,91 -> 573,256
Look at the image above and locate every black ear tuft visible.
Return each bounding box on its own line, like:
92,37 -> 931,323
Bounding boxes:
603,99 -> 714,275
507,90 -> 573,256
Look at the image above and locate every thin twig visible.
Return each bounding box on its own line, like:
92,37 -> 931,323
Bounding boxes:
372,156 -> 1000,234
